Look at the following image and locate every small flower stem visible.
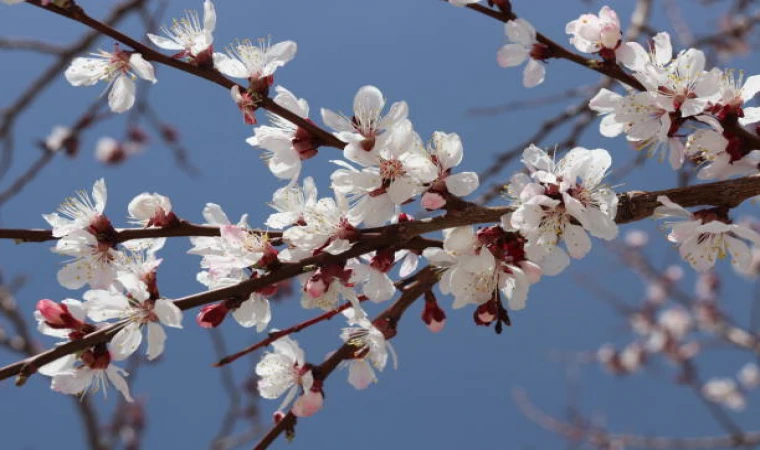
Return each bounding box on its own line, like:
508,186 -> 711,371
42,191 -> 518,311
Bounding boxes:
214,296 -> 369,367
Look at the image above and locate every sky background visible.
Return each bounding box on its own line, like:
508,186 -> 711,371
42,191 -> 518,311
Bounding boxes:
2,0 -> 760,449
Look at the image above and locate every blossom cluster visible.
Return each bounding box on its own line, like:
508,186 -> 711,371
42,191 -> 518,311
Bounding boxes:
37,180 -> 182,400
12,0 -> 760,431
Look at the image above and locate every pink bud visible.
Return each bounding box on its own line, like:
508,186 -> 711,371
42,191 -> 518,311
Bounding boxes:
292,390 -> 324,417
36,299 -> 84,330
273,411 -> 286,423
474,300 -> 497,326
305,277 -> 327,299
196,303 -> 229,328
600,23 -> 621,49
421,192 -> 446,210
422,293 -> 446,333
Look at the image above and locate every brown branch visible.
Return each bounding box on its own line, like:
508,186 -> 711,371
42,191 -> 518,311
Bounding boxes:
0,37 -> 66,54
0,221 -> 279,243
1,173 -> 760,436
215,297 -> 368,367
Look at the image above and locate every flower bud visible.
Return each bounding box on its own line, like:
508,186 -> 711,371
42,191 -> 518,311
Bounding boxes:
292,389 -> 324,417
421,192 -> 446,210
196,302 -> 229,328
95,137 -> 127,164
422,292 -> 446,333
128,192 -> 177,227
36,299 -> 85,330
474,300 -> 497,326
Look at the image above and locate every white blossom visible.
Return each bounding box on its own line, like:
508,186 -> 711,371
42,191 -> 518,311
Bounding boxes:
85,273 -> 183,360
213,38 -> 297,82
321,85 -> 408,165
424,226 -> 541,311
45,126 -> 73,152
128,192 -> 173,226
40,349 -> 133,402
339,308 -> 397,390
508,145 -> 618,275
421,131 -> 479,210
147,0 -> 216,63
53,230 -> 121,290
497,18 -> 546,88
330,121 -> 437,226
686,126 -> 760,180
655,195 -> 760,272
703,378 -> 746,410
266,177 -> 318,229
565,6 -> 622,55
247,86 -> 316,180
256,335 -> 314,413
65,46 -> 157,113
43,178 -> 107,238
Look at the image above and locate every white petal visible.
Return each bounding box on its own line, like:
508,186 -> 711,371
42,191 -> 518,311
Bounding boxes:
153,299 -> 183,328
106,366 -> 134,402
146,322 -> 167,360
445,172 -> 479,197
128,54 -> 157,83
739,107 -> 760,126
523,59 -> 545,88
354,85 -> 385,117
111,323 -> 143,360
564,224 -> 592,259
589,88 -> 622,113
212,52 -> 249,78
108,75 -> 136,113
203,0 -> 217,33
506,18 -> 536,47
496,44 -> 528,68
348,360 -> 376,390
52,369 -> 93,396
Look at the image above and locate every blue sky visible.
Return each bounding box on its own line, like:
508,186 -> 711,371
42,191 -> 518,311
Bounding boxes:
2,1 -> 760,449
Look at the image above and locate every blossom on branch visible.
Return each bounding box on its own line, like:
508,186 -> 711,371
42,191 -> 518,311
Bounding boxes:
147,0 -> 216,66
497,18 -> 547,88
64,45 -> 157,113
321,85 -> 408,165
39,344 -> 133,402
424,225 -> 541,312
256,335 -> 322,417
507,145 -> 618,275
247,86 -> 318,181
213,38 -> 297,91
655,195 -> 760,272
421,131 -> 479,210
330,120 -> 437,226
565,6 -> 622,59
339,307 -> 397,390
128,192 -> 176,227
265,177 -> 318,229
85,273 -> 183,360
